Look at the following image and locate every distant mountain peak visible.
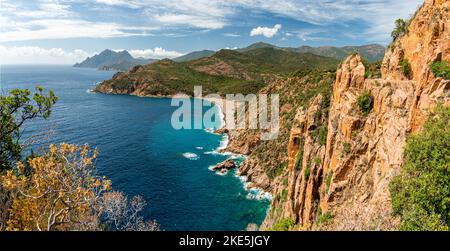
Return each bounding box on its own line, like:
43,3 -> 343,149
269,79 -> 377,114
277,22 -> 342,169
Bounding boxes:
73,49 -> 155,71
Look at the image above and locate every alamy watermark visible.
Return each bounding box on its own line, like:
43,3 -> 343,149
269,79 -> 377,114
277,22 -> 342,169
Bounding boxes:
171,86 -> 279,140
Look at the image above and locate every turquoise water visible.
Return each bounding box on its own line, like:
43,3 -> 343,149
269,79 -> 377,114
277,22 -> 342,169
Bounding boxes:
0,65 -> 270,231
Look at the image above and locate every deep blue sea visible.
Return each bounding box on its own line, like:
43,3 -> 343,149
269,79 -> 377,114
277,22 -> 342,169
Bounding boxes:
0,65 -> 270,231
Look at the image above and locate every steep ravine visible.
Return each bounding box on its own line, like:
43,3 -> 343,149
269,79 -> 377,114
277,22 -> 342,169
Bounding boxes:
260,0 -> 449,230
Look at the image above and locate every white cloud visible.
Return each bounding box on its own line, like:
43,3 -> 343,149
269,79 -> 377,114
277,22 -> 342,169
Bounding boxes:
0,45 -> 185,64
153,14 -> 226,29
224,33 -> 241,37
0,0 -> 424,43
0,19 -> 158,42
128,47 -> 184,59
294,29 -> 333,42
250,24 -> 281,38
0,45 -> 92,64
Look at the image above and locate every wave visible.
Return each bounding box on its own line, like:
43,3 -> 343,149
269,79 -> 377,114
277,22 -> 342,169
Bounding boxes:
182,152 -> 199,160
208,165 -> 229,176
246,188 -> 272,201
234,174 -> 272,201
195,146 -> 203,150
204,128 -> 215,134
217,134 -> 229,150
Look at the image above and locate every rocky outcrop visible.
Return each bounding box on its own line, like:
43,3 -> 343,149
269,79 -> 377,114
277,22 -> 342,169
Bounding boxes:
382,0 -> 450,132
212,159 -> 236,171
263,0 -> 449,230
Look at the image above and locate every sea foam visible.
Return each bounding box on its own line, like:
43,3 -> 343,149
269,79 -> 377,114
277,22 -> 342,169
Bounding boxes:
182,152 -> 199,160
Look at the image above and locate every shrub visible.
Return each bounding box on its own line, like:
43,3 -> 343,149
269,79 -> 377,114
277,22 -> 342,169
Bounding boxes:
391,19 -> 407,41
389,105 -> 449,231
0,86 -> 58,171
326,170 -> 334,192
304,161 -> 311,180
316,212 -> 333,225
431,60 -> 450,80
400,58 -> 412,78
342,142 -> 351,156
268,162 -> 287,179
314,156 -> 321,166
357,91 -> 374,115
271,218 -> 295,231
294,140 -> 304,171
280,189 -> 288,202
362,59 -> 382,79
312,125 -> 328,146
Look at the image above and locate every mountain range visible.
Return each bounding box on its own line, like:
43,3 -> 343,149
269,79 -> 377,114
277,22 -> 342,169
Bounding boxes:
94,46 -> 340,96
74,43 -> 385,72
73,49 -> 157,71
236,42 -> 385,62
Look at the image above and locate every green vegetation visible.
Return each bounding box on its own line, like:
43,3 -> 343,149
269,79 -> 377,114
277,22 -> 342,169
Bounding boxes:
342,142 -> 351,156
400,57 -> 412,79
314,156 -> 321,166
316,212 -> 334,225
362,60 -> 382,79
312,126 -> 328,146
357,91 -> 374,115
430,60 -> 450,80
268,162 -> 287,179
326,170 -> 334,192
391,19 -> 407,41
280,189 -> 288,202
0,88 -> 159,231
99,47 -> 339,97
0,86 -> 58,171
295,150 -> 303,171
389,105 -> 449,231
304,161 -> 311,180
270,218 -> 296,231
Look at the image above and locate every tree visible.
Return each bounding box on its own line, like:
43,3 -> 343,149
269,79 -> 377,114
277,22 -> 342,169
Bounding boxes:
391,19 -> 407,41
389,105 -> 450,231
1,143 -> 160,231
0,86 -> 58,171
99,191 -> 160,231
357,91 -> 374,115
2,144 -> 111,231
0,87 -> 159,231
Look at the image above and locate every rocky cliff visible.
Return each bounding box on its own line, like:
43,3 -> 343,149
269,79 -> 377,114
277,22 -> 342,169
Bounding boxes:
261,0 -> 449,230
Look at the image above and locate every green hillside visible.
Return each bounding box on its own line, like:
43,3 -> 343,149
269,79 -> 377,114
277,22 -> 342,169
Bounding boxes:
95,46 -> 339,96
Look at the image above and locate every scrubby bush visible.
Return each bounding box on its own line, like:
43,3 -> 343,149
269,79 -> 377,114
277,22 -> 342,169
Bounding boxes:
389,105 -> 449,231
326,170 -> 334,192
268,162 -> 287,179
431,60 -> 450,80
400,58 -> 412,79
391,19 -> 407,41
342,142 -> 351,156
271,218 -> 295,231
316,212 -> 333,225
280,189 -> 288,202
304,161 -> 311,180
312,125 -> 328,146
0,86 -> 58,171
357,91 -> 374,115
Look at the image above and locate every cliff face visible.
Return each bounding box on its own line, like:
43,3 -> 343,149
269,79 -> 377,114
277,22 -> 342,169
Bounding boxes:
263,0 -> 449,230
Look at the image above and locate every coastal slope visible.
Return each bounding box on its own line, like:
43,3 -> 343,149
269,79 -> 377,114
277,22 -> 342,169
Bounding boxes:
93,0 -> 449,231
262,0 -> 449,230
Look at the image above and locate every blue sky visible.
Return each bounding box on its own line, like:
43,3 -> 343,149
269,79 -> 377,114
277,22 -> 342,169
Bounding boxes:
0,0 -> 423,64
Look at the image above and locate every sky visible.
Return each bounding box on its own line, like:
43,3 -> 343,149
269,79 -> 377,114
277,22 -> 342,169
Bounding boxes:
0,0 -> 423,64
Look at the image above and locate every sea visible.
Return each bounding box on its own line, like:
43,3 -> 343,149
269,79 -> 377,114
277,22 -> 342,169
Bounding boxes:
0,65 -> 270,231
